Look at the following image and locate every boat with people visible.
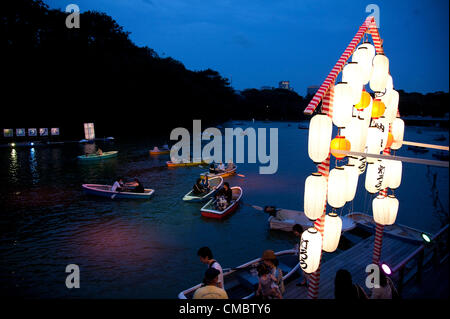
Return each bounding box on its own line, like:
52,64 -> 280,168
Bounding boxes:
149,145 -> 170,155
82,184 -> 155,199
178,249 -> 299,299
183,176 -> 224,202
200,186 -> 243,219
77,151 -> 118,161
202,164 -> 237,178
266,206 -> 356,232
345,212 -> 425,244
166,159 -> 207,167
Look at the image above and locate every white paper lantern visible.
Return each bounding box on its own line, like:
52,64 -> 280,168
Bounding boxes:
349,155 -> 367,175
342,62 -> 363,105
369,54 -> 389,93
341,115 -> 368,153
322,213 -> 343,253
304,173 -> 328,220
308,114 -> 333,163
344,163 -> 359,202
373,195 -> 399,225
327,167 -> 347,208
351,45 -> 374,85
332,82 -> 354,128
358,42 -> 376,63
365,126 -> 383,162
385,75 -> 394,93
384,159 -> 402,189
299,227 -> 322,273
365,160 -> 386,193
384,90 -> 399,124
376,116 -> 390,150
391,118 -> 405,150
360,96 -> 373,125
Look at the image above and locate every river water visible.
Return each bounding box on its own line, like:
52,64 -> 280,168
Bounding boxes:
0,121 -> 448,298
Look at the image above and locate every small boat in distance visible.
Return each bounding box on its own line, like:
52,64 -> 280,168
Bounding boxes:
149,146 -> 170,155
77,151 -> 118,161
166,158 -> 207,167
200,186 -> 243,219
183,176 -> 224,202
178,249 -> 299,299
82,184 -> 155,199
202,165 -> 237,178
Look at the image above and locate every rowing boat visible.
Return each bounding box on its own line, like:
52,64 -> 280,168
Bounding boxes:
77,151 -> 118,161
149,146 -> 170,155
345,212 -> 424,244
166,159 -> 206,167
182,176 -> 224,202
178,249 -> 300,299
202,165 -> 237,178
268,208 -> 356,232
82,184 -> 155,199
200,186 -> 243,219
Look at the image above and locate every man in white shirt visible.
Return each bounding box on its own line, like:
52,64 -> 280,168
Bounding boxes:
111,178 -> 124,192
197,246 -> 224,289
217,162 -> 225,172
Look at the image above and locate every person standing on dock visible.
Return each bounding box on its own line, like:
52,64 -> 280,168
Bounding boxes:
197,247 -> 224,289
334,269 -> 368,299
293,224 -> 308,287
193,268 -> 228,299
261,250 -> 285,296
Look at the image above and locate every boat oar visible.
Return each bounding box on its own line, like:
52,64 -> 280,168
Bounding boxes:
236,174 -> 246,178
242,202 -> 264,211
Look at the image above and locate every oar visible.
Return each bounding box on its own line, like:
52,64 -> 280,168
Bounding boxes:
242,202 -> 264,211
236,174 -> 246,178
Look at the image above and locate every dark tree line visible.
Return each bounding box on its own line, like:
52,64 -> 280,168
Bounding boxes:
0,1 -> 447,140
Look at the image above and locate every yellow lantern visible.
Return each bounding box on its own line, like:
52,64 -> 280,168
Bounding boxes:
332,82 -> 354,128
322,213 -> 343,253
327,166 -> 347,208
371,99 -> 386,118
355,90 -> 372,110
299,227 -> 322,273
369,54 -> 390,92
391,118 -> 405,150
342,62 -> 363,105
365,160 -> 386,193
308,114 -> 333,163
344,163 -> 359,202
386,132 -> 394,149
304,173 -> 327,220
373,195 -> 399,225
330,136 -> 351,159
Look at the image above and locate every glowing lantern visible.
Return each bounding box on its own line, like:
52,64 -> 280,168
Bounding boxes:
369,54 -> 390,92
332,82 -> 354,128
330,136 -> 351,159
342,116 -> 368,153
375,116 -> 390,150
342,62 -> 363,105
322,213 -> 343,253
385,90 -> 399,124
352,45 -> 374,85
384,159 -> 402,189
355,90 -> 372,110
365,160 -> 386,193
365,127 -> 383,162
299,227 -> 322,273
344,163 -> 359,202
308,114 -> 333,163
327,167 -> 347,208
371,99 -> 386,118
349,155 -> 367,175
361,97 -> 373,125
391,118 -> 405,150
386,132 -> 394,149
304,173 -> 328,220
373,195 -> 399,225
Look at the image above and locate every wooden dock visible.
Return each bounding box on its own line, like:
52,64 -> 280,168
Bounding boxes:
285,234 -> 422,299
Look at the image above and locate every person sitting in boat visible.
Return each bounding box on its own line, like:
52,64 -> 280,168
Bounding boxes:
261,250 -> 285,296
217,162 -> 226,172
215,182 -> 232,210
193,178 -> 208,195
193,268 -> 228,299
200,175 -> 210,190
111,177 -> 124,192
209,163 -> 217,174
256,263 -> 282,299
125,178 -> 145,193
96,148 -> 103,155
226,160 -> 235,170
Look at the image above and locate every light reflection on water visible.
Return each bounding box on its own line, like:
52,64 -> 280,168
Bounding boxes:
0,122 -> 448,298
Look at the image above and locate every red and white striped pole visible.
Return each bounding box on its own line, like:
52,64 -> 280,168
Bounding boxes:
307,84 -> 334,299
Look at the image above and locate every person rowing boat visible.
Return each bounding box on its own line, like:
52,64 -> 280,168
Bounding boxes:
215,182 -> 233,211
124,178 -> 145,193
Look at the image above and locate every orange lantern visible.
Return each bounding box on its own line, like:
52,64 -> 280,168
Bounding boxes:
330,136 -> 351,159
386,132 -> 394,148
355,90 -> 371,110
371,99 -> 386,118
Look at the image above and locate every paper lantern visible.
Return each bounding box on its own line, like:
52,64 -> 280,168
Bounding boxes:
369,54 -> 390,92
341,116 -> 368,153
299,227 -> 322,273
352,45 -> 374,85
308,114 -> 333,163
330,136 -> 351,159
385,75 -> 394,93
344,163 -> 359,202
384,159 -> 402,189
349,155 -> 367,175
373,195 -> 399,225
304,173 -> 328,220
322,213 -> 343,253
376,116 -> 390,150
361,96 -> 373,125
327,167 -> 347,208
365,127 -> 383,162
391,118 -> 405,150
386,132 -> 394,149
385,90 -> 399,124
365,160 -> 386,193
371,99 -> 386,118
332,82 -> 354,128
355,90 -> 372,110
342,62 -> 363,105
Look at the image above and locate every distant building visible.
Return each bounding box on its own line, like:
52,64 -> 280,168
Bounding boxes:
261,86 -> 273,90
279,81 -> 292,91
307,85 -> 320,97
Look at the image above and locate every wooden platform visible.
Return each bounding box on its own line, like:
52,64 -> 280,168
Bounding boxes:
285,234 -> 421,299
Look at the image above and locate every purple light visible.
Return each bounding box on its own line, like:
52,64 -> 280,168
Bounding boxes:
381,263 -> 392,275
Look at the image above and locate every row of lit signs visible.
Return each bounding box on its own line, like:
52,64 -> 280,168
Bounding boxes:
3,128 -> 60,137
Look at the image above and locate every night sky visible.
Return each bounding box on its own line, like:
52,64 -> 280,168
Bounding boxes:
46,0 -> 449,95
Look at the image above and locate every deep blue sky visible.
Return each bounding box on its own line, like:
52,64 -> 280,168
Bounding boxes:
46,0 -> 449,95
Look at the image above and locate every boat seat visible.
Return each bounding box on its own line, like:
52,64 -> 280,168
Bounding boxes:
282,219 -> 296,225
236,270 -> 259,291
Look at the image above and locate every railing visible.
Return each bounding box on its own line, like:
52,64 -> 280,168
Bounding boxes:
391,224 -> 449,296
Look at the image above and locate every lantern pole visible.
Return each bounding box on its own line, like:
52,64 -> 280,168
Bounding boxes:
306,84 -> 334,299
